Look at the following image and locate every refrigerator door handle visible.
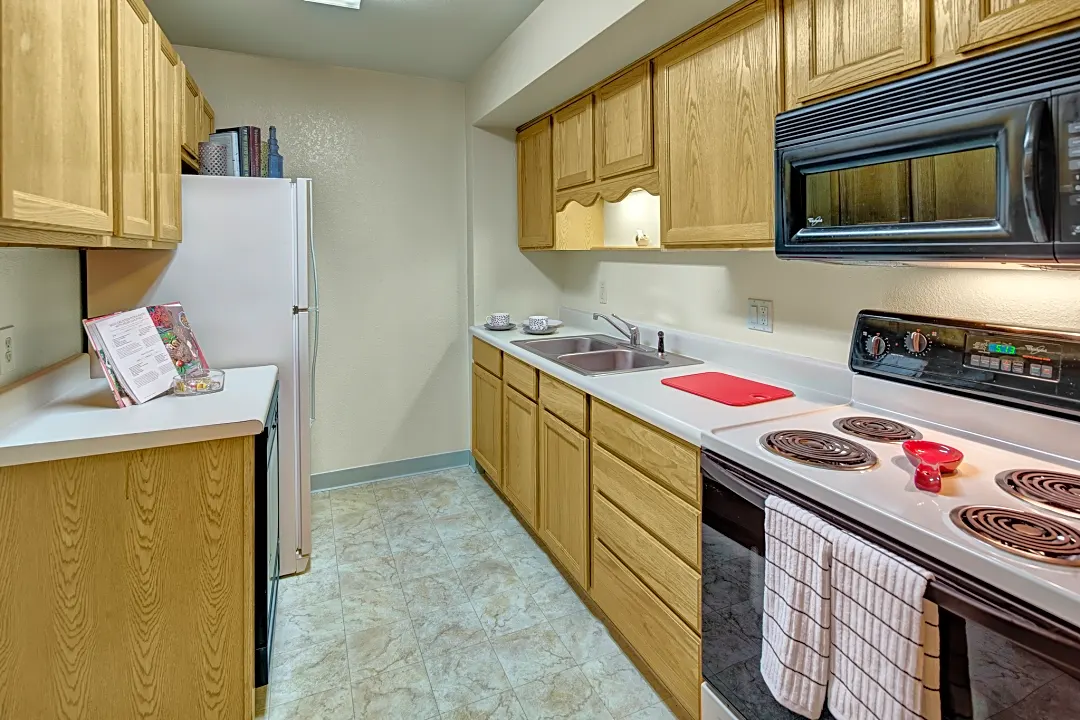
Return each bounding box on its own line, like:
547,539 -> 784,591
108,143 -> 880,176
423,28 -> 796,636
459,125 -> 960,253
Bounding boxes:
308,189 -> 320,425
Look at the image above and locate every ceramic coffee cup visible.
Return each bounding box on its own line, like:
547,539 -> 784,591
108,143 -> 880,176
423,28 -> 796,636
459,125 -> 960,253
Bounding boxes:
486,313 -> 511,328
528,315 -> 550,332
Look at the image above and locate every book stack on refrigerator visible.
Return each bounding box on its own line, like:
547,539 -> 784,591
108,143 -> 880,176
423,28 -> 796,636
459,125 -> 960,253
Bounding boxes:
207,125 -> 283,178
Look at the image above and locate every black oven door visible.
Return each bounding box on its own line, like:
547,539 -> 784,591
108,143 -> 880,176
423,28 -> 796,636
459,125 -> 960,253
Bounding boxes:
701,450 -> 1080,720
775,98 -> 1056,263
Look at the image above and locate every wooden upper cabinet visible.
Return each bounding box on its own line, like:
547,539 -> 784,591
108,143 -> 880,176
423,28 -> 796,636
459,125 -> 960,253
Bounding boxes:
785,0 -> 930,104
553,96 -> 595,190
596,63 -> 653,180
0,0 -> 113,234
155,27 -> 183,242
517,118 -> 555,250
655,0 -> 780,247
112,0 -> 156,240
200,98 -> 216,143
957,0 -> 1080,52
182,68 -> 202,161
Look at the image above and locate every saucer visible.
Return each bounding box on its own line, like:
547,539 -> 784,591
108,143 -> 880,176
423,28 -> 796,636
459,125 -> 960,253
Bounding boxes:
484,322 -> 516,331
522,326 -> 558,336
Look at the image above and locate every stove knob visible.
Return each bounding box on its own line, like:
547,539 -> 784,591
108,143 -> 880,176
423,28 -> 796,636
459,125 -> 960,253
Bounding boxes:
905,331 -> 929,355
864,335 -> 888,359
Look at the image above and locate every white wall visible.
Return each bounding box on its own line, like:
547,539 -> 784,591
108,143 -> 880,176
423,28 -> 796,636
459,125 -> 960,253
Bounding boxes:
0,248 -> 83,386
467,125 -> 563,323
562,252 -> 1080,363
602,192 -> 661,247
178,46 -> 469,475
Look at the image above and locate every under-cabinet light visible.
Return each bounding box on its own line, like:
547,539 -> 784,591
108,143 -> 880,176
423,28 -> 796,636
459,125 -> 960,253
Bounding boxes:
304,0 -> 362,9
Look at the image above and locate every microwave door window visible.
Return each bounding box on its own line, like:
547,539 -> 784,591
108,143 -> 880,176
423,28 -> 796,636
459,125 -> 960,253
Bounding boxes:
801,146 -> 997,231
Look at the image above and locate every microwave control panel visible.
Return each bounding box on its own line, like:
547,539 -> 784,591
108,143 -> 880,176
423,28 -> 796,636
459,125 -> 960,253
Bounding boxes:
851,311 -> 1080,417
1057,90 -> 1080,252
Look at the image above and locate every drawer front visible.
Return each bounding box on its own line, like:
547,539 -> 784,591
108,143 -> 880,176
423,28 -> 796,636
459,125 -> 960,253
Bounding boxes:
540,374 -> 587,433
472,337 -> 502,377
592,539 -> 701,718
503,354 -> 538,399
592,443 -> 700,569
592,401 -> 698,504
594,493 -> 700,631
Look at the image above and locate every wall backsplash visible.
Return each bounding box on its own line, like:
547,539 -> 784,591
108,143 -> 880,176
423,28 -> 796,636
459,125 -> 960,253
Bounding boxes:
0,248 -> 82,385
179,46 -> 469,476
561,250 -> 1080,364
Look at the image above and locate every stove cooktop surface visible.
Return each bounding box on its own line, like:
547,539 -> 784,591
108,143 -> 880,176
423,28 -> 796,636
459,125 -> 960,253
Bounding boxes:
706,403 -> 1080,620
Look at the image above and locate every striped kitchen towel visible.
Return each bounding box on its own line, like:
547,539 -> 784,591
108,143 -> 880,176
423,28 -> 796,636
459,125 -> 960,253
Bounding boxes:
826,527 -> 940,720
760,495 -> 833,719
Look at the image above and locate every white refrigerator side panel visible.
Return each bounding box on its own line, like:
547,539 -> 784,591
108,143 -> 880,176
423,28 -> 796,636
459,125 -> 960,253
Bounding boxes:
293,178 -> 315,563
144,176 -> 304,576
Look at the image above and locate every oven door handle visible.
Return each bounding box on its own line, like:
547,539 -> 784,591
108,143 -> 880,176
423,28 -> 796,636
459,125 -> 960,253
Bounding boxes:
702,451 -> 768,508
1022,99 -> 1051,244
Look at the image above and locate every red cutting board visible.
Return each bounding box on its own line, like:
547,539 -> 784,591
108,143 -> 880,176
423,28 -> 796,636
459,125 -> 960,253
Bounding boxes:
662,372 -> 794,406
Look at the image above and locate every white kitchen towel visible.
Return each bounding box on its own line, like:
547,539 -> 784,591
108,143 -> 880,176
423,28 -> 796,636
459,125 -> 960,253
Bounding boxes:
826,526 -> 939,720
760,495 -> 833,719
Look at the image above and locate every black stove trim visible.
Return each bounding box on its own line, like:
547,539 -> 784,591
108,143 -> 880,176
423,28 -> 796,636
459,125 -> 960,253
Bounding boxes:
702,449 -> 1080,678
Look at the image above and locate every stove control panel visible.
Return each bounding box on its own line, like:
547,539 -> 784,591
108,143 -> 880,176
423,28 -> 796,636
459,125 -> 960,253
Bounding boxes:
851,311 -> 1080,418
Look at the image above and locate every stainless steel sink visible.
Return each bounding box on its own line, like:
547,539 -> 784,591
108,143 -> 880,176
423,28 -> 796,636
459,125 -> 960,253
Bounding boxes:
511,334 -> 703,376
518,336 -> 618,356
558,349 -> 668,373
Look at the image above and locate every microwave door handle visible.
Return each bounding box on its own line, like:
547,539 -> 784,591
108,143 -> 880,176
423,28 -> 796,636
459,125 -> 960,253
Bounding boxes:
1022,99 -> 1051,244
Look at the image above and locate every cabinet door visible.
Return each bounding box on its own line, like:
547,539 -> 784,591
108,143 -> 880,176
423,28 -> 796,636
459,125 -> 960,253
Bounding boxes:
785,0 -> 929,103
596,64 -> 653,180
182,69 -> 201,161
503,386 -> 538,529
538,411 -> 589,587
517,118 -> 554,250
200,98 -> 215,143
553,96 -> 595,190
958,0 -> 1080,52
655,0 -> 779,247
0,0 -> 113,233
472,364 -> 502,485
113,0 -> 156,239
154,27 -> 182,242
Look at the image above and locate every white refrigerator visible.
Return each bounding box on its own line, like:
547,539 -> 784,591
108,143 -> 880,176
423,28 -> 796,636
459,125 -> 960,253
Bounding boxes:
137,176 -> 318,577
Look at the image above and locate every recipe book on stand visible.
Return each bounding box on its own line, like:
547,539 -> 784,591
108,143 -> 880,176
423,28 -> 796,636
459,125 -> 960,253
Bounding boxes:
83,304 -> 210,408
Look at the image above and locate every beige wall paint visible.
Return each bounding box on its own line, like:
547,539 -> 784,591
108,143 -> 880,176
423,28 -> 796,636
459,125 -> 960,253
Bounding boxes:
0,248 -> 82,386
178,46 -> 469,475
467,125 -> 563,323
561,251 -> 1080,364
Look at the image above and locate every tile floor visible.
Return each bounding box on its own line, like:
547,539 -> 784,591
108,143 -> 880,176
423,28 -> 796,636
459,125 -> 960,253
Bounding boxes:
259,466 -> 679,720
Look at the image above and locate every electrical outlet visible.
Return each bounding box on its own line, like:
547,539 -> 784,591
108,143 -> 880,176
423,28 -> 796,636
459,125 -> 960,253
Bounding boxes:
599,281 -> 608,305
0,326 -> 13,378
747,299 -> 774,333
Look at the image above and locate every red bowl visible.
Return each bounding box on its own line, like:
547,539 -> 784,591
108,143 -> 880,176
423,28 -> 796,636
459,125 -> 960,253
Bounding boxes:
902,440 -> 964,474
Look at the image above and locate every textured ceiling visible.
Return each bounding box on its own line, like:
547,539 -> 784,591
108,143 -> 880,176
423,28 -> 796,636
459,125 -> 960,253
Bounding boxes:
147,0 -> 544,82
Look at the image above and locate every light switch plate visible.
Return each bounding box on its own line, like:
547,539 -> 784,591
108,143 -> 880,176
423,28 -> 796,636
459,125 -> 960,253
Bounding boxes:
747,299 -> 773,333
599,281 -> 608,305
0,326 -> 14,378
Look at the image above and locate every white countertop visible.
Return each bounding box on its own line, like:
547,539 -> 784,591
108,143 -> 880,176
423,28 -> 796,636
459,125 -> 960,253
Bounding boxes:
471,324 -> 845,446
0,358 -> 279,468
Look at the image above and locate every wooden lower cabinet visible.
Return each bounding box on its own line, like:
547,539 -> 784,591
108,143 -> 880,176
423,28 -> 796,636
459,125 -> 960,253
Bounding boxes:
0,438 -> 255,718
538,410 -> 590,588
503,385 -> 539,528
472,363 -> 502,485
592,539 -> 701,718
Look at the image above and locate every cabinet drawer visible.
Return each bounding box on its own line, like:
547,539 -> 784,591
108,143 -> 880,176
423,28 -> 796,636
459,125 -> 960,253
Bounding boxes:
540,374 -> 587,433
594,492 -> 700,631
472,337 -> 502,377
592,443 -> 700,569
503,355 -> 538,400
592,539 -> 700,718
592,401 -> 698,504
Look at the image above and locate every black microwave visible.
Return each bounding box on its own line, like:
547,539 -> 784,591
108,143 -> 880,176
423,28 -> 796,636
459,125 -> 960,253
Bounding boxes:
775,29 -> 1080,265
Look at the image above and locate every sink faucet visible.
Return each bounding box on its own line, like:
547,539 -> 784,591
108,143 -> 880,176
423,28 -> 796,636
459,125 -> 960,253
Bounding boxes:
593,313 -> 642,348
